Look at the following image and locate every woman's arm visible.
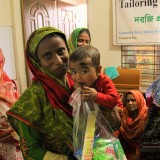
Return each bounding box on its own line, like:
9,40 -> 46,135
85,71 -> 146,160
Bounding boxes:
8,118 -> 77,160
10,119 -> 73,160
43,151 -> 67,160
14,119 -> 47,160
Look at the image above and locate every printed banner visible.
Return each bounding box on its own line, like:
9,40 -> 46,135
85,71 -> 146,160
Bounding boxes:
113,0 -> 160,45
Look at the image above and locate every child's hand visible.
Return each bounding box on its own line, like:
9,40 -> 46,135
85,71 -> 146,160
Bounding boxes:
81,86 -> 97,102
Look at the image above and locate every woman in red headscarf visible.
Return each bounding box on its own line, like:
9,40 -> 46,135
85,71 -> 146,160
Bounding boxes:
118,90 -> 148,160
0,48 -> 23,159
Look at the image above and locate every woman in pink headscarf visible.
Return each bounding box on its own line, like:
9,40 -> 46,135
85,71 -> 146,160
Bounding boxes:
0,48 -> 23,160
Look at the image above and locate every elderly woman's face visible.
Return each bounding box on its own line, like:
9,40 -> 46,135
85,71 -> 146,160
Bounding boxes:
37,35 -> 69,79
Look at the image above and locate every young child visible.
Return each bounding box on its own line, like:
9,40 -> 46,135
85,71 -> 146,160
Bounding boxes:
69,45 -> 121,131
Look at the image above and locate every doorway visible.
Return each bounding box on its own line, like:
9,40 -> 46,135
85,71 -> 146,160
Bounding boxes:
20,0 -> 87,85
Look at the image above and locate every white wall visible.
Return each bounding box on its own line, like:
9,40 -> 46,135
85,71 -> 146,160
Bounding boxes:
88,0 -> 121,70
0,0 -> 27,93
60,0 -> 86,5
0,0 -> 11,26
0,27 -> 16,79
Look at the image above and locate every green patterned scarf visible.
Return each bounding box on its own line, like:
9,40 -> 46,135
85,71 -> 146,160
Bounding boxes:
7,26 -> 74,155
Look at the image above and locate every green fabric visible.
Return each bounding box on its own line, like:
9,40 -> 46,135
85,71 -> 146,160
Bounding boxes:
28,26 -> 63,60
7,26 -> 74,159
7,81 -> 73,159
67,28 -> 87,55
11,119 -> 46,160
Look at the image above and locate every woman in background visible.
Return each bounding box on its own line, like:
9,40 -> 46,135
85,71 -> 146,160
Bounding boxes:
68,28 -> 91,54
140,79 -> 160,159
7,27 -> 76,160
118,90 -> 148,160
0,48 -> 23,159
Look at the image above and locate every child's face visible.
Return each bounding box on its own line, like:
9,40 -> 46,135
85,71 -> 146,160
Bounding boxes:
69,57 -> 101,87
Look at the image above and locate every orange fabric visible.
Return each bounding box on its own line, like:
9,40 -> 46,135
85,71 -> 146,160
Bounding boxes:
0,48 -> 20,107
120,90 -> 148,145
0,48 -> 22,159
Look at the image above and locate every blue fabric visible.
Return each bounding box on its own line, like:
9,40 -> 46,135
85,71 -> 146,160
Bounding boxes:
146,78 -> 160,107
104,66 -> 119,80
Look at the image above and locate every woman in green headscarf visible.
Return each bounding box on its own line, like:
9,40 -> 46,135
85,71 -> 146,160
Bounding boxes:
7,27 -> 77,160
68,28 -> 91,55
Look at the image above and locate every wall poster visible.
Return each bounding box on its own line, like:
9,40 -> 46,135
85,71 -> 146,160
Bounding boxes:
113,0 -> 160,45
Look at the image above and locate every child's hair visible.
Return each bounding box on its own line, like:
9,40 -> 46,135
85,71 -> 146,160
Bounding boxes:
69,45 -> 100,66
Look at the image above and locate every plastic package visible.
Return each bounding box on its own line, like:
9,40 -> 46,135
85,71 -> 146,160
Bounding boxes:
69,88 -> 127,160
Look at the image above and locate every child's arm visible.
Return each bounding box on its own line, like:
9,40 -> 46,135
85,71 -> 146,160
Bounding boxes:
95,91 -> 118,108
95,77 -> 119,108
81,85 -> 118,108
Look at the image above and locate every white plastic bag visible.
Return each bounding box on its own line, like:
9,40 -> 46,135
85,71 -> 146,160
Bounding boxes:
69,88 -> 127,160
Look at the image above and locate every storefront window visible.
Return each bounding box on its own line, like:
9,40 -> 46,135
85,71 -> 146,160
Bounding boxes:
121,45 -> 160,92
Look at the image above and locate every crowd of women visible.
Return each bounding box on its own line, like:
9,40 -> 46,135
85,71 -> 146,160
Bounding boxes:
0,26 -> 159,160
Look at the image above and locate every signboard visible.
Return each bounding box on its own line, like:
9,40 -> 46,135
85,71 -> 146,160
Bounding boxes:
113,0 -> 160,45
